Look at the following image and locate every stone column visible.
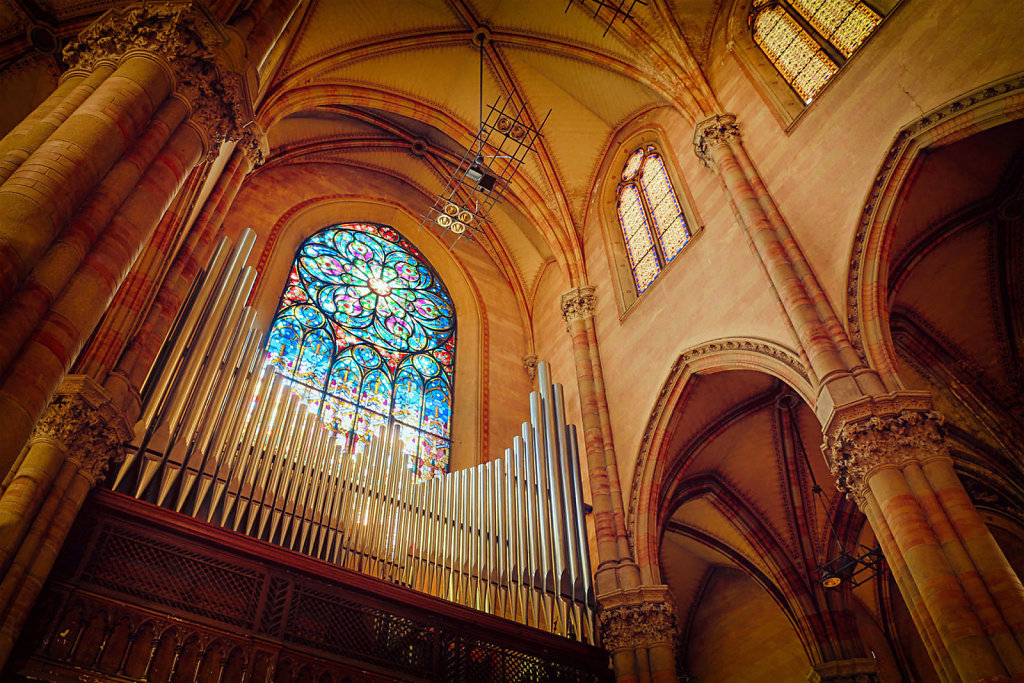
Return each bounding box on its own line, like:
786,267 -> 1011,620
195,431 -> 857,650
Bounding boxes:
826,393 -> 1024,682
692,114 -> 884,421
597,586 -> 678,683
561,288 -> 674,681
560,286 -> 638,593
0,375 -> 131,667
0,1 -> 257,481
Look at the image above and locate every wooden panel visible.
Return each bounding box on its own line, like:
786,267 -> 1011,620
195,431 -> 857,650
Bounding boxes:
12,490 -> 611,682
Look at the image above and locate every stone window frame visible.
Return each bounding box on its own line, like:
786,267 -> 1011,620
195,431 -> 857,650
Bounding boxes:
723,0 -> 900,128
601,130 -> 704,317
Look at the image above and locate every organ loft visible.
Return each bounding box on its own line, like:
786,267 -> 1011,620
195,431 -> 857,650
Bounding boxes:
0,0 -> 1021,680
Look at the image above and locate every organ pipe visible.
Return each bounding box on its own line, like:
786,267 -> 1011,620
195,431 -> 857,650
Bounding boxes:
112,234 -> 598,643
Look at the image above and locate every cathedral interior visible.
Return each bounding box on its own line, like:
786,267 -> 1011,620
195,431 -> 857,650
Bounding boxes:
0,0 -> 1021,681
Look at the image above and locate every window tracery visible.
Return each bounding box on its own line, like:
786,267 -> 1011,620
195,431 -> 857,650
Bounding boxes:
616,146 -> 691,294
266,223 -> 455,479
751,0 -> 880,104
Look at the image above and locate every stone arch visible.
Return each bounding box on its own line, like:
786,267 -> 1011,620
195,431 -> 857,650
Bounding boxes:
848,73 -> 1024,390
628,336 -> 812,585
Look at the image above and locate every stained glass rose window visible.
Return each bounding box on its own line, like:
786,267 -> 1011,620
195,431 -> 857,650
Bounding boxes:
267,224 -> 455,479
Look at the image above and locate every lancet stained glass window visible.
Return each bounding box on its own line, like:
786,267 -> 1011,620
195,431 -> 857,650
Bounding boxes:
751,0 -> 880,104
616,146 -> 691,294
266,223 -> 455,480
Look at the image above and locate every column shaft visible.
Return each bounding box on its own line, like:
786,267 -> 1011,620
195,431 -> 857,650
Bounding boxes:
706,140 -> 845,383
566,313 -> 620,593
0,68 -> 94,183
0,438 -> 66,572
111,148 -> 250,410
863,491 -> 956,682
0,54 -> 175,301
584,316 -> 639,588
0,117 -> 205,479
76,162 -> 210,382
0,93 -> 189,377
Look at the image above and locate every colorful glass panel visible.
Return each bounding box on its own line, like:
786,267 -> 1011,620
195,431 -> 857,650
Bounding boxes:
267,223 -> 456,479
616,146 -> 693,295
789,0 -> 879,57
639,152 -> 690,263
753,5 -> 838,103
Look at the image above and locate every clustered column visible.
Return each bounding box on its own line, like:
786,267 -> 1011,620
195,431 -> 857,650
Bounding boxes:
827,395 -> 1024,683
0,1 -> 256,479
560,287 -> 678,683
0,0 -> 294,669
0,376 -> 130,664
693,113 -> 1024,682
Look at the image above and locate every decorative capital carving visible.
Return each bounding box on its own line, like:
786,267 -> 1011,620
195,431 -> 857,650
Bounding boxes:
522,354 -> 538,380
822,392 -> 949,506
692,113 -> 740,167
239,122 -> 270,168
597,585 -> 677,653
31,375 -> 132,485
560,286 -> 596,324
63,2 -> 254,146
808,658 -> 879,683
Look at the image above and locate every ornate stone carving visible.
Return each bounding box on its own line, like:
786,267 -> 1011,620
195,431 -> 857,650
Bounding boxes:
822,392 -> 948,504
522,354 -> 538,380
239,123 -> 270,168
560,286 -> 596,324
692,113 -> 740,167
31,375 -> 132,485
62,2 -> 254,145
596,586 -> 677,653
808,658 -> 879,683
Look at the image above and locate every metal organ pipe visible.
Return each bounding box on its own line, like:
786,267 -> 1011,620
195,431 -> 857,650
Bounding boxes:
113,236 -> 598,643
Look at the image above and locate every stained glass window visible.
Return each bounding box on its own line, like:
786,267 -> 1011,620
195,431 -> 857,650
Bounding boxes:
266,223 -> 456,480
616,146 -> 691,294
751,0 -> 880,104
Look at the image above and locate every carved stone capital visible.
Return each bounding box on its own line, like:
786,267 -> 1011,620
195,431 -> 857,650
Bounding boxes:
239,122 -> 270,168
31,375 -> 132,486
596,585 -> 677,653
808,658 -> 879,683
62,1 -> 255,146
560,286 -> 596,325
522,354 -> 538,380
823,392 -> 949,506
692,113 -> 740,167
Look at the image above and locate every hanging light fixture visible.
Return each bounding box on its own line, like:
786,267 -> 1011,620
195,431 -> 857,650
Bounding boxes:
813,485 -> 884,589
419,27 -> 550,249
776,392 -> 883,591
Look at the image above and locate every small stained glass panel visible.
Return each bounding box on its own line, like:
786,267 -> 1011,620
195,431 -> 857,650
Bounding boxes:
789,0 -> 880,57
621,148 -> 645,180
640,154 -> 690,262
617,183 -> 659,289
753,5 -> 838,103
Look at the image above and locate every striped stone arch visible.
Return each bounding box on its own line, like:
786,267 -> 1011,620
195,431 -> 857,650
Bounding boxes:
626,337 -> 812,585
847,72 -> 1024,390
